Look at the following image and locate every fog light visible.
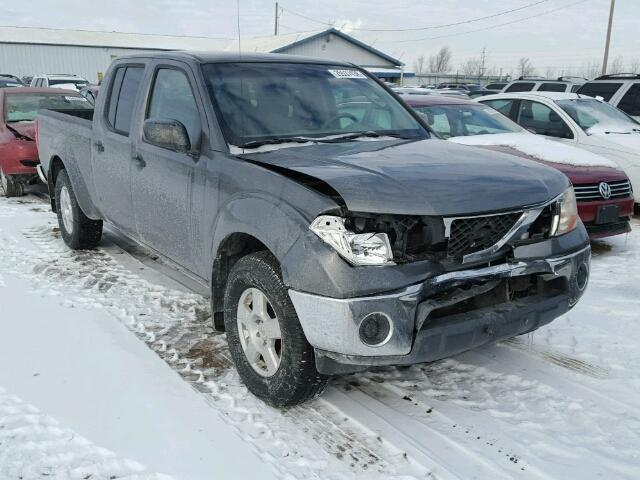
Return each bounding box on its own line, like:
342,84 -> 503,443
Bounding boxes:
576,262 -> 589,291
359,313 -> 392,347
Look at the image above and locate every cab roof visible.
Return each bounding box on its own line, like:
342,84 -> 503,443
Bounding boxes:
117,50 -> 354,67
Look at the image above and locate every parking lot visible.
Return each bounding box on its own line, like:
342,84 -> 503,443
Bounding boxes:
1,190 -> 638,479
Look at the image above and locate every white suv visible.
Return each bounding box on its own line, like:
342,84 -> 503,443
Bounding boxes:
30,74 -> 89,91
478,91 -> 640,199
501,76 -> 586,94
577,74 -> 640,121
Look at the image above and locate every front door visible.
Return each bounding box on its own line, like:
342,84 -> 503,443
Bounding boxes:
131,63 -> 206,271
92,64 -> 145,235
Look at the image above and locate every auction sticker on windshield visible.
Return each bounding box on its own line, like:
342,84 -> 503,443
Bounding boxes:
328,69 -> 367,79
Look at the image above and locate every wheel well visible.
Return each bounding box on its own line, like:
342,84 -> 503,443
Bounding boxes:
48,156 -> 65,213
211,233 -> 271,330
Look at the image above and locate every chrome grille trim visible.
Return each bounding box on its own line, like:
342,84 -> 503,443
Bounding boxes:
574,180 -> 632,201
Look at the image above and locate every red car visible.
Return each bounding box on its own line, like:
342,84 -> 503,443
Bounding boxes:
0,87 -> 92,196
402,94 -> 634,239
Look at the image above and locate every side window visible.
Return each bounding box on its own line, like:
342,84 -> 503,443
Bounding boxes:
146,68 -> 201,148
617,84 -> 640,117
105,66 -> 144,135
482,99 -> 515,118
538,83 -> 567,92
505,82 -> 535,93
517,100 -> 573,139
576,82 -> 622,101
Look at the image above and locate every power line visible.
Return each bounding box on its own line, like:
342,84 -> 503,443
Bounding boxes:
378,0 -> 590,44
280,0 -> 550,32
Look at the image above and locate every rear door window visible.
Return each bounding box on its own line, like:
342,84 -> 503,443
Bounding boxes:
617,84 -> 640,117
577,82 -> 623,101
482,99 -> 516,118
106,66 -> 144,135
505,82 -> 535,92
538,83 -> 567,92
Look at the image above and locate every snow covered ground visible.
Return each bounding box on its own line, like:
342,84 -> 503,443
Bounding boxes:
0,190 -> 639,480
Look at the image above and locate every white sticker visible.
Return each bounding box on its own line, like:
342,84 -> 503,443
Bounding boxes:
328,69 -> 367,79
65,96 -> 87,101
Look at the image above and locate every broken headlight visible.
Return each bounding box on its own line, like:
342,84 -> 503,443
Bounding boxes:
310,215 -> 395,266
551,186 -> 579,236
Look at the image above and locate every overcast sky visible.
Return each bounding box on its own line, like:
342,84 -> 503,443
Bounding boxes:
1,0 -> 638,75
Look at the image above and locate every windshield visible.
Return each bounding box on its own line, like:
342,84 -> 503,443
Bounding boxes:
4,93 -> 93,122
202,62 -> 427,147
556,98 -> 639,133
411,103 -> 522,139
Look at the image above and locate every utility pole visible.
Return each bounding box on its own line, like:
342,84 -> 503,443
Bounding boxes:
602,0 -> 616,76
274,2 -> 280,36
479,47 -> 487,79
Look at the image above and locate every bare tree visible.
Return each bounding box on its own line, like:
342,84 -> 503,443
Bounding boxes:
461,57 -> 482,77
518,57 -> 535,77
580,59 -> 601,79
428,47 -> 452,73
413,55 -> 427,75
630,58 -> 640,73
609,56 -> 625,74
545,66 -> 557,79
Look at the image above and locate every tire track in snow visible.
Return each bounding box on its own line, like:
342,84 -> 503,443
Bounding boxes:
0,214 -> 431,480
0,387 -> 172,480
341,358 -> 640,479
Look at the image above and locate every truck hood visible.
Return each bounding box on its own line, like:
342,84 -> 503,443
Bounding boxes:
240,138 -> 569,216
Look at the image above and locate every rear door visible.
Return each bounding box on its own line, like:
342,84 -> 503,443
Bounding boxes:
131,60 -> 207,271
615,83 -> 640,120
92,63 -> 146,234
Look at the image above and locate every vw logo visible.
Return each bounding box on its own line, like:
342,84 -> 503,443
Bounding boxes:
598,182 -> 612,199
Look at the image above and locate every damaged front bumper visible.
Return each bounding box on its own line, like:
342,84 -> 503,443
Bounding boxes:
288,244 -> 591,375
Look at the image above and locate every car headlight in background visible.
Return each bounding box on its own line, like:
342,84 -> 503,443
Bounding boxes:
551,186 -> 579,236
310,215 -> 395,266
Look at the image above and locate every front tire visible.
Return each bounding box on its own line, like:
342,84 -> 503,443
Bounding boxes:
0,167 -> 24,197
224,251 -> 329,407
55,169 -> 103,249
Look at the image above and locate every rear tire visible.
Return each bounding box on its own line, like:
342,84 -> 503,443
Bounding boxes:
223,251 -> 329,407
55,169 -> 103,249
0,168 -> 24,197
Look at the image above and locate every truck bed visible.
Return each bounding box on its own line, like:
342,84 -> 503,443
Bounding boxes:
36,109 -> 93,178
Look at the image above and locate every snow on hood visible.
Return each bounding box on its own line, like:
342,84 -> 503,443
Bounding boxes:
589,130 -> 640,155
449,132 -> 618,168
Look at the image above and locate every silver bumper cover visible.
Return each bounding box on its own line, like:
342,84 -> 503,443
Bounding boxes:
288,246 -> 590,358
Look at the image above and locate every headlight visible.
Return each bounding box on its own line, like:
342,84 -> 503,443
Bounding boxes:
310,215 -> 395,266
551,186 -> 579,236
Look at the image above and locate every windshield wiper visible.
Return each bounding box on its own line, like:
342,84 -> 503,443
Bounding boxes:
313,131 -> 416,143
237,131 -> 417,149
238,136 -> 335,149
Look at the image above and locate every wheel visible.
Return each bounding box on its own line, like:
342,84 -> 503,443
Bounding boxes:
54,169 -> 103,249
223,251 -> 329,407
0,167 -> 24,197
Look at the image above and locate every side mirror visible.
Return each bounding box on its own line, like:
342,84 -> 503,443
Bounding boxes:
143,118 -> 194,154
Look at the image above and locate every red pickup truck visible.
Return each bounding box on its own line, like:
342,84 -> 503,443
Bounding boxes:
0,87 -> 92,196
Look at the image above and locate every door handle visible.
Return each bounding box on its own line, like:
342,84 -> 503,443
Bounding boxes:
132,153 -> 146,168
93,141 -> 104,153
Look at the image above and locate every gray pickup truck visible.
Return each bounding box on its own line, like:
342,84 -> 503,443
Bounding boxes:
37,52 -> 591,407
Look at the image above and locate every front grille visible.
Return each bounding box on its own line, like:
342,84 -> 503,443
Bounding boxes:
574,180 -> 632,201
447,212 -> 522,259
